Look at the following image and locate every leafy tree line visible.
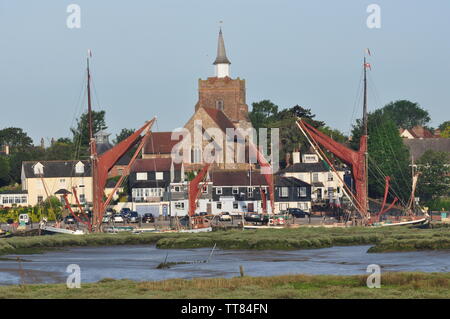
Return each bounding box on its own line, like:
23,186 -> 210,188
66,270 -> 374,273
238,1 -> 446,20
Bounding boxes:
0,110 -> 134,187
250,99 -> 449,207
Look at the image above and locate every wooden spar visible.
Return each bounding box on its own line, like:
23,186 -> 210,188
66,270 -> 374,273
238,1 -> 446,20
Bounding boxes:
101,119 -> 155,212
296,120 -> 363,215
85,53 -> 157,231
362,56 -> 369,221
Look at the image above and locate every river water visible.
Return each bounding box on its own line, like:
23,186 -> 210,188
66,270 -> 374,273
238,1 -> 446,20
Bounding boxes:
0,245 -> 449,285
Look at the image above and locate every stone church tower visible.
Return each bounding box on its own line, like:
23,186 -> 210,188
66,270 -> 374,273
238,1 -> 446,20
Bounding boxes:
194,29 -> 252,130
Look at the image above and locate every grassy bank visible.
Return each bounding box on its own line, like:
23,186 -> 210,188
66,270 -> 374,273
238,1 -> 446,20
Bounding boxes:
0,272 -> 449,298
1,226 -> 450,255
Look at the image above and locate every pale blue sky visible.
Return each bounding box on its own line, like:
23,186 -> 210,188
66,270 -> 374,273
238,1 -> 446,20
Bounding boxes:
0,0 -> 449,144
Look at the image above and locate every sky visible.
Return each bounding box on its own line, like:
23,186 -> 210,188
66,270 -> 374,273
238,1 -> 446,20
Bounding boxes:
0,0 -> 449,145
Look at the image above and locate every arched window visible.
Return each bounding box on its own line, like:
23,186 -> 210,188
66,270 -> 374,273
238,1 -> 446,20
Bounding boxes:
216,100 -> 224,111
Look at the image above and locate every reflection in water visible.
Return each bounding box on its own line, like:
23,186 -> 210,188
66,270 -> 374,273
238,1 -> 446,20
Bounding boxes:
0,245 -> 449,285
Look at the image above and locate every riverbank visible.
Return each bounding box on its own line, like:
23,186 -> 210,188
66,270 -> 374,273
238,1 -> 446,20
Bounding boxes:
1,272 -> 449,298
1,226 -> 450,255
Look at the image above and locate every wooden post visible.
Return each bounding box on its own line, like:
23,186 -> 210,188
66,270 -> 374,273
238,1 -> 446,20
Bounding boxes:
239,265 -> 244,277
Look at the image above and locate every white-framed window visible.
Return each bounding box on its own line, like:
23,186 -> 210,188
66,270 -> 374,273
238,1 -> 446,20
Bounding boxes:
33,162 -> 44,175
175,202 -> 184,209
233,202 -> 238,209
215,187 -> 223,195
247,187 -> 254,198
75,161 -> 84,174
136,172 -> 148,181
155,172 -> 163,180
232,187 -> 239,195
312,173 -> 319,183
217,202 -> 222,209
172,186 -> 181,192
298,187 -> 307,197
279,187 -> 289,198
202,185 -> 208,194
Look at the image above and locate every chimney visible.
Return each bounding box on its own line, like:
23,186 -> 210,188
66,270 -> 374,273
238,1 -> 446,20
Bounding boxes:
292,151 -> 300,164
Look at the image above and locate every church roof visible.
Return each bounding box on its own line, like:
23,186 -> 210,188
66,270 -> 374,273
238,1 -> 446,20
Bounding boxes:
143,132 -> 183,155
213,29 -> 231,65
203,108 -> 236,133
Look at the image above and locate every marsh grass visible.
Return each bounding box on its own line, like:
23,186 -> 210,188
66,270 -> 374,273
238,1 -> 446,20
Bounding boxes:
0,226 -> 450,256
0,272 -> 448,299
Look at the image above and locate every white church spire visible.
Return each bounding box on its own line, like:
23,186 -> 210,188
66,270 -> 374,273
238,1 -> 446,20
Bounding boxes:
213,28 -> 231,78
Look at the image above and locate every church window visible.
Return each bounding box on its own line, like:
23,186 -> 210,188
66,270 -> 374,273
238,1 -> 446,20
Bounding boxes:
216,100 -> 224,111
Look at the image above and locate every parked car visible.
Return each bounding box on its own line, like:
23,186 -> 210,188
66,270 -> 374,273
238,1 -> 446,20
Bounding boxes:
120,208 -> 131,218
127,211 -> 140,223
244,213 -> 268,224
141,213 -> 154,223
64,215 -> 76,224
102,215 -> 111,223
287,208 -> 310,218
113,214 -> 124,223
219,212 -> 232,221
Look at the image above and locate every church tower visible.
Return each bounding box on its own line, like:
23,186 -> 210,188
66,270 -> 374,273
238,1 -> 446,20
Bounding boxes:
195,28 -> 251,129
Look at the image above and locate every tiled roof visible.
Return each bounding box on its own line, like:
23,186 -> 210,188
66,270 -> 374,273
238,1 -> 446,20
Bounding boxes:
143,132 -> 183,155
279,162 -> 345,173
404,138 -> 450,159
210,170 -> 268,186
22,160 -> 92,178
131,158 -> 181,173
274,176 -> 311,187
203,108 -> 236,132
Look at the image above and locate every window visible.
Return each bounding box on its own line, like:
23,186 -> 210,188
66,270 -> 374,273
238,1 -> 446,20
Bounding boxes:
37,196 -> 43,203
175,202 -> 184,209
202,185 -> 208,194
33,162 -> 44,175
79,194 -> 86,203
173,186 -> 181,192
233,202 -> 238,209
216,100 -> 224,111
279,187 -> 289,198
155,172 -> 164,180
75,161 -> 84,174
232,187 -> 239,195
247,187 -> 254,198
215,187 -> 223,195
298,187 -> 307,197
117,168 -> 124,176
312,173 -> 319,183
216,202 -> 222,209
328,173 -> 334,181
136,172 -> 148,181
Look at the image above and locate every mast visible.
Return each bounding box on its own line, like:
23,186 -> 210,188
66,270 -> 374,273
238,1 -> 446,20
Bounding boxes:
362,56 -> 369,221
87,51 -> 99,231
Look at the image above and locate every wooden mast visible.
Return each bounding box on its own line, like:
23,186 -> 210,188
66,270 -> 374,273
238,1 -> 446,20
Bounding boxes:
87,52 -> 99,232
362,56 -> 369,221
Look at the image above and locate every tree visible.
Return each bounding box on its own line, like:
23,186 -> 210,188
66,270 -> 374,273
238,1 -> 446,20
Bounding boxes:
416,150 -> 450,203
439,121 -> 450,138
381,100 -> 430,129
0,127 -> 33,153
44,140 -> 76,160
71,110 -> 107,148
0,155 -> 11,187
248,100 -> 279,130
351,111 -> 411,201
249,101 -> 333,168
114,128 -> 135,144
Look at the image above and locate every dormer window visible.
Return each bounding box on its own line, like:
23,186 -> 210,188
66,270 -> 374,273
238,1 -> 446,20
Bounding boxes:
33,162 -> 44,175
216,100 -> 224,111
75,161 -> 85,174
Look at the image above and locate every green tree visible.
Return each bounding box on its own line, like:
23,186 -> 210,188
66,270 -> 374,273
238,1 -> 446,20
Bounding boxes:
44,140 -> 76,160
416,150 -> 450,203
351,112 -> 411,201
114,128 -> 135,144
439,121 -> 450,138
71,110 -> 107,148
381,100 -> 430,129
0,155 -> 11,187
0,127 -> 33,153
248,100 -> 279,130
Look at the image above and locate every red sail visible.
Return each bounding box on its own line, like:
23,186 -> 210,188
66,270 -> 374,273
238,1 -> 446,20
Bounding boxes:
298,120 -> 368,216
